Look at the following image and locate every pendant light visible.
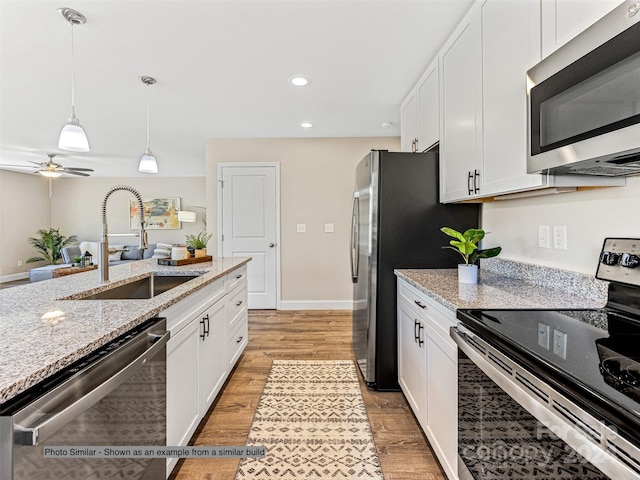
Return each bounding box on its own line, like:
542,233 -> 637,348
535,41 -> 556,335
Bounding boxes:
57,8 -> 90,152
138,76 -> 158,174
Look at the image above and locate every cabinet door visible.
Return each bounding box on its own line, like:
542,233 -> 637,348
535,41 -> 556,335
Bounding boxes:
397,302 -> 427,430
541,0 -> 622,57
199,300 -> 227,414
440,5 -> 483,202
481,0 -> 546,195
167,318 -> 200,474
417,61 -> 439,152
426,331 -> 458,480
401,89 -> 419,152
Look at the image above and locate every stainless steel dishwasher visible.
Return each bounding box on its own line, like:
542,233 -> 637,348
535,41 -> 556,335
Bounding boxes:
0,317 -> 169,480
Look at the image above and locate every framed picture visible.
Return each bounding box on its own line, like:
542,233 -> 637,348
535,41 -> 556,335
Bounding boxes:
129,197 -> 181,230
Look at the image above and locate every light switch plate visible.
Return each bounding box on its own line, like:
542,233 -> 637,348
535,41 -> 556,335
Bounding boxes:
553,329 -> 567,359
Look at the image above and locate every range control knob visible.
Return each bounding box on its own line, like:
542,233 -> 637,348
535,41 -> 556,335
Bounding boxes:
601,251 -> 620,265
620,253 -> 640,268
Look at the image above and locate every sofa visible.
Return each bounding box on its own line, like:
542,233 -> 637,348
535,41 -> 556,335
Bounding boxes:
61,242 -> 158,266
28,242 -> 158,283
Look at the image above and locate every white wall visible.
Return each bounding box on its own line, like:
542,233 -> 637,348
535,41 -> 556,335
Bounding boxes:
482,176 -> 640,274
0,170 -> 51,279
50,177 -> 207,247
206,137 -> 400,306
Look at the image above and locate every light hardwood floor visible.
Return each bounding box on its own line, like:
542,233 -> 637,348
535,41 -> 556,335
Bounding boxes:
170,310 -> 447,480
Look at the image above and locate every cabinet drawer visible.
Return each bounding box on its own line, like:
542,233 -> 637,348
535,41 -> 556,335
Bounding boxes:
226,315 -> 248,369
164,276 -> 225,334
226,283 -> 248,330
398,279 -> 456,348
227,265 -> 247,292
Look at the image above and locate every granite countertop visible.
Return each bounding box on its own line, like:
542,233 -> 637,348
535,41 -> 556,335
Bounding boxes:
0,257 -> 250,405
395,268 -> 608,313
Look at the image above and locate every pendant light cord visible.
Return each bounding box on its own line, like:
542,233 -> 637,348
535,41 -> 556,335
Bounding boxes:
146,85 -> 151,150
70,22 -> 76,116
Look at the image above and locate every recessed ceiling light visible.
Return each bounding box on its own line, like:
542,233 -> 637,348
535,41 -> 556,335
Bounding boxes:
300,122 -> 313,128
290,76 -> 310,87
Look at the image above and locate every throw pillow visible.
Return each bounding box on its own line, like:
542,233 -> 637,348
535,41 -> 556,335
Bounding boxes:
108,251 -> 123,262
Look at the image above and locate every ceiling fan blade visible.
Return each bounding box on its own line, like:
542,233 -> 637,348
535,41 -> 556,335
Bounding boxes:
28,160 -> 45,166
64,171 -> 91,177
0,164 -> 38,168
62,167 -> 94,172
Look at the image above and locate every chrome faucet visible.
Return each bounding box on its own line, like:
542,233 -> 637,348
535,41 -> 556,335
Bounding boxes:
99,185 -> 148,282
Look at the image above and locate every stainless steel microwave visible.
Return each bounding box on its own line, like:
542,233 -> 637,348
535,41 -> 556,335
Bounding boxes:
527,0 -> 640,177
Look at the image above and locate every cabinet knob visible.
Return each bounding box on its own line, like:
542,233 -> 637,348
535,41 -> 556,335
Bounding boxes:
269,243 -> 276,248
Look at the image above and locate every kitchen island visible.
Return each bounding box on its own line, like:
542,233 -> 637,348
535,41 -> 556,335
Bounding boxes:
0,257 -> 250,405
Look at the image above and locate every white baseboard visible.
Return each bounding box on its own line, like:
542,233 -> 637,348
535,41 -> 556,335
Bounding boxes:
278,300 -> 352,311
0,272 -> 29,283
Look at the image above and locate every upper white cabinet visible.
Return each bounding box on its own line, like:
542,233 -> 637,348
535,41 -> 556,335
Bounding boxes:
401,59 -> 439,153
436,0 -> 624,202
541,0 -> 623,57
440,4 -> 483,202
400,90 -> 419,152
480,0 -> 547,195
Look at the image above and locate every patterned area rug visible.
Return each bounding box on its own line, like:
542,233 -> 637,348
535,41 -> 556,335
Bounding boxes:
235,360 -> 383,479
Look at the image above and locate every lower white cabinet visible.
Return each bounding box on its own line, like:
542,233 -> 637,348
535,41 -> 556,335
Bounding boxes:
164,265 -> 249,477
397,278 -> 458,480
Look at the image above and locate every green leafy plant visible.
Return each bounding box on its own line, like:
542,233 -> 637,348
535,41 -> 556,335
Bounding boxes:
27,228 -> 78,264
185,231 -> 213,249
440,227 -> 501,265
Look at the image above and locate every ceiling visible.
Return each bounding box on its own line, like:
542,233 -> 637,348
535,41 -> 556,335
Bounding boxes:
0,0 -> 473,177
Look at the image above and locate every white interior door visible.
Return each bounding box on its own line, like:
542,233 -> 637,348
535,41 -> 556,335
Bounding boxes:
219,164 -> 279,309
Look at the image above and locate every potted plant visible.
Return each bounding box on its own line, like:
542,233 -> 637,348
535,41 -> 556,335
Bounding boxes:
185,231 -> 213,257
27,228 -> 78,265
73,256 -> 82,267
440,227 -> 501,284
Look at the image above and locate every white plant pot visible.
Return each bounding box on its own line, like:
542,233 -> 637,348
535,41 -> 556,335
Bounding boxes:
458,264 -> 478,284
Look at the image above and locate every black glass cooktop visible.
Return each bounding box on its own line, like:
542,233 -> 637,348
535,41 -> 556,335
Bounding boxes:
457,306 -> 640,446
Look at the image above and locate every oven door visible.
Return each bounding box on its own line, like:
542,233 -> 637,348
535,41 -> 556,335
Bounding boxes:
1,318 -> 168,480
452,325 -> 640,480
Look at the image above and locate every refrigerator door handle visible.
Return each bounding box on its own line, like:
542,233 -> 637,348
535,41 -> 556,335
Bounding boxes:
350,192 -> 360,283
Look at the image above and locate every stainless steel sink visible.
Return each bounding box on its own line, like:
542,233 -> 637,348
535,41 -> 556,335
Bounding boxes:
76,274 -> 201,300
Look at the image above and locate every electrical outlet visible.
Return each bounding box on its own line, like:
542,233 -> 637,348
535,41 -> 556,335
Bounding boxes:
324,223 -> 334,233
553,226 -> 567,250
538,225 -> 550,249
296,224 -> 306,233
553,329 -> 567,359
17,260 -> 23,267
537,322 -> 550,349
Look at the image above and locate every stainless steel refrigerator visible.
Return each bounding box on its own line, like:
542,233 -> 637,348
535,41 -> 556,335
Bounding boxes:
350,148 -> 479,390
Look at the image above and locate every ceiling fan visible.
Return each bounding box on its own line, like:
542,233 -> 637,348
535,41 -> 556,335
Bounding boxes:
1,153 -> 94,177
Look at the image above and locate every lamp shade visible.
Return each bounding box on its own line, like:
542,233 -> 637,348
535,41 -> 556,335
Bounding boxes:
58,116 -> 89,152
138,149 -> 158,173
39,170 -> 63,178
178,210 -> 197,222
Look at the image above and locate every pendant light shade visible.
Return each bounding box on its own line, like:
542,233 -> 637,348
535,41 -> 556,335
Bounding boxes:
58,8 -> 90,152
138,76 -> 158,174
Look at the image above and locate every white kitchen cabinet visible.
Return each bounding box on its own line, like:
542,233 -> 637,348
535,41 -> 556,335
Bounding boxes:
198,300 -> 227,414
397,278 -> 458,480
481,0 -> 546,195
164,266 -> 249,478
401,89 -> 419,152
401,59 -> 440,153
397,297 -> 427,430
541,0 -> 623,58
440,3 -> 483,202
167,316 -> 200,452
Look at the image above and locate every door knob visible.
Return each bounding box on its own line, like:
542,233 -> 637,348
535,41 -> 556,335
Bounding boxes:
269,243 -> 276,248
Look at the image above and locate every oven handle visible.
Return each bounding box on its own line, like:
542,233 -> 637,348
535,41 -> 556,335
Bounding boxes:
13,328 -> 169,446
